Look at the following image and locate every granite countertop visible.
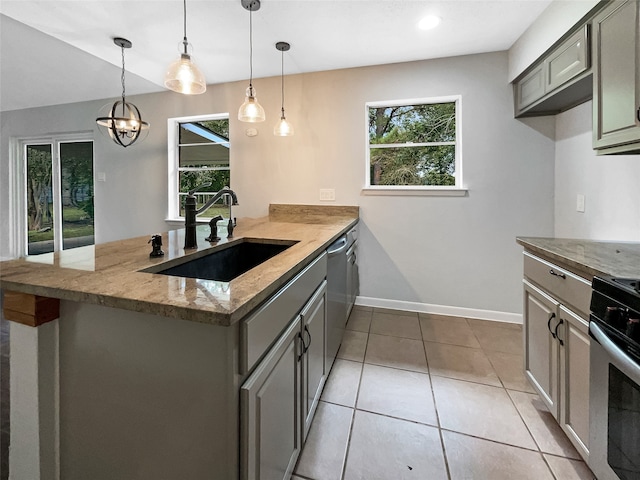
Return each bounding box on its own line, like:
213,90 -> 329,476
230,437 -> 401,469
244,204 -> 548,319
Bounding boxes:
0,205 -> 359,326
517,237 -> 640,279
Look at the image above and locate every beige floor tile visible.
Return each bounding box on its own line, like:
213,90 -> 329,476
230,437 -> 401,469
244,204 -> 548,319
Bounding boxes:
290,476 -> 304,480
370,312 -> 422,339
544,454 -> 595,480
419,312 -> 465,322
485,350 -> 536,393
468,322 -> 523,355
443,430 -> 554,480
343,410 -> 447,480
425,341 -> 502,387
346,309 -> 372,333
466,318 -> 523,331
508,390 -> 581,459
420,315 -> 481,348
373,307 -> 418,316
364,333 -> 428,373
294,401 -> 353,480
356,364 -> 438,426
352,305 -> 372,312
432,376 -> 537,449
321,359 -> 362,408
337,330 -> 368,362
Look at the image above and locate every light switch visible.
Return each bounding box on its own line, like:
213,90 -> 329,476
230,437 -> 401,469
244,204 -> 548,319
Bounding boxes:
97,172 -> 106,182
319,189 -> 335,201
576,194 -> 585,213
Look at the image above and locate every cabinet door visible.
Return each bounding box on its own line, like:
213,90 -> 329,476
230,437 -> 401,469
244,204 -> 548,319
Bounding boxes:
558,305 -> 590,461
300,282 -> 327,440
241,316 -> 303,480
523,280 -> 560,418
515,64 -> 546,112
545,26 -> 589,92
592,0 -> 640,151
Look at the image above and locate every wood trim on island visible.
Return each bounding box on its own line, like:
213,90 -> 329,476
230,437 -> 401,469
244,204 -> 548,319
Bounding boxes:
2,291 -> 60,327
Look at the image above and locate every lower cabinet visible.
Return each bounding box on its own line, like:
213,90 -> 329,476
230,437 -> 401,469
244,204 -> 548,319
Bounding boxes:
523,252 -> 591,462
241,281 -> 327,480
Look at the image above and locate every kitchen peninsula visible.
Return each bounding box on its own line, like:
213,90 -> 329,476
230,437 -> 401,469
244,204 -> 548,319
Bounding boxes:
0,204 -> 358,480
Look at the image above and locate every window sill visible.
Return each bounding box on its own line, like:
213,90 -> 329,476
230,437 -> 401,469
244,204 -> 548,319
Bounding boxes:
361,187 -> 468,197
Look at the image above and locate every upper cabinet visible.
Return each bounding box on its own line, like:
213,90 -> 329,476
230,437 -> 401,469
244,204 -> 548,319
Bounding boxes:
514,25 -> 592,117
592,0 -> 640,154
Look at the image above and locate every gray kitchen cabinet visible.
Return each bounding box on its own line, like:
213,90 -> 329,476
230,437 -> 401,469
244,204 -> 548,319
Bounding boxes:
514,24 -> 591,117
301,282 -> 327,440
241,316 -> 303,480
524,280 -> 560,417
558,305 -> 591,459
523,252 -> 591,462
592,0 -> 640,154
241,256 -> 328,480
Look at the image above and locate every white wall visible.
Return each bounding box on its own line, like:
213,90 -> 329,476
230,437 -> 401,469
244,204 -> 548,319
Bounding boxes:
508,0 -> 599,82
555,101 -> 640,241
0,51 -> 556,316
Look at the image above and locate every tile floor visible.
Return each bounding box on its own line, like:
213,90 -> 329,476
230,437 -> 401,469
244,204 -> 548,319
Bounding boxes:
291,306 -> 595,480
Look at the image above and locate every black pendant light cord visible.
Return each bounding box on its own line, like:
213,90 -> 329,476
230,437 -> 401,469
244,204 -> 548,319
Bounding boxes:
249,7 -> 254,94
280,49 -> 285,116
182,0 -> 189,54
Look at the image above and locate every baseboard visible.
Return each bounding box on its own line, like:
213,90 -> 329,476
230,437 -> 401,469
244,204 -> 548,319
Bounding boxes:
355,296 -> 522,325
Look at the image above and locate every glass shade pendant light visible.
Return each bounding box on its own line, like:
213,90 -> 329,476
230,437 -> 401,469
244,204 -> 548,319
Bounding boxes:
96,38 -> 150,148
274,42 -> 293,136
238,0 -> 265,122
164,0 -> 206,94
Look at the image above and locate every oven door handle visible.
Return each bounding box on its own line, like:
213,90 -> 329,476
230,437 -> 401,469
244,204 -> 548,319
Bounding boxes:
590,321 -> 640,385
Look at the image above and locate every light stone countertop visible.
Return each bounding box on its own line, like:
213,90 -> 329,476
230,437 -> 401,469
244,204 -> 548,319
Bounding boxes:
0,205 -> 359,326
517,237 -> 640,280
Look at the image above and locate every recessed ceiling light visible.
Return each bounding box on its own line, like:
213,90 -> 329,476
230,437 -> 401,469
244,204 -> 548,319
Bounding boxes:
418,15 -> 441,31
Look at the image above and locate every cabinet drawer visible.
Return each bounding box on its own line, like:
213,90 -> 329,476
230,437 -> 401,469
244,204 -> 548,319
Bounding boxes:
240,252 -> 327,374
523,252 -> 592,317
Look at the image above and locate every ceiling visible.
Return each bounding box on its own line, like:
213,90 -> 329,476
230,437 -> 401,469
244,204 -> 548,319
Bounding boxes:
0,0 -> 553,112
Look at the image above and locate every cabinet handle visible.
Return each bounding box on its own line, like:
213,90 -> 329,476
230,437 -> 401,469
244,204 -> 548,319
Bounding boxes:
297,333 -> 306,361
303,325 -> 311,353
549,269 -> 566,279
637,106 -> 640,123
554,318 -> 564,346
547,312 -> 557,339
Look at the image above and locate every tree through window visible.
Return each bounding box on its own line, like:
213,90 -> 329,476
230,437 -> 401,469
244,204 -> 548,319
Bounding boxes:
367,97 -> 461,188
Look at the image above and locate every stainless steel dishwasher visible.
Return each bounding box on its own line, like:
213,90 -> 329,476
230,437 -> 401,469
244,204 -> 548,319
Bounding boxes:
326,234 -> 349,369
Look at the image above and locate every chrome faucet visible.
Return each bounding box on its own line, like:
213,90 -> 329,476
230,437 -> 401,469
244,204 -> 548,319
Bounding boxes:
184,183 -> 239,249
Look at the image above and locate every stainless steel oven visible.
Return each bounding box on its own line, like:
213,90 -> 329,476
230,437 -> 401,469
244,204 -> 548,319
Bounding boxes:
589,277 -> 640,480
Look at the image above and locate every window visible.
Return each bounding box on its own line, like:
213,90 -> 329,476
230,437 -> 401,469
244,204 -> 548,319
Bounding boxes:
365,96 -> 462,192
167,114 -> 231,221
24,136 -> 94,255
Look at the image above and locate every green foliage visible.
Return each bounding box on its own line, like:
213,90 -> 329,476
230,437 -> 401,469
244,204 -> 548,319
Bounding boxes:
369,102 -> 456,186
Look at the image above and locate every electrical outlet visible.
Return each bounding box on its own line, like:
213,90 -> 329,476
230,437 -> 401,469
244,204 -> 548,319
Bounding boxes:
576,194 -> 585,213
319,188 -> 335,201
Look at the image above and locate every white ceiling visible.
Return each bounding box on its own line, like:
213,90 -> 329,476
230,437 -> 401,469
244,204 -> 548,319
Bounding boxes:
0,0 -> 554,112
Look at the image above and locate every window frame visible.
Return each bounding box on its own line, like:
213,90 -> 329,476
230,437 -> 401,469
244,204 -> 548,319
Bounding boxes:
166,113 -> 231,222
363,95 -> 465,195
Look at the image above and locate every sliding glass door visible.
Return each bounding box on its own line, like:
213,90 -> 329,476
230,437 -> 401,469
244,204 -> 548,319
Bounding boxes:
25,138 -> 94,255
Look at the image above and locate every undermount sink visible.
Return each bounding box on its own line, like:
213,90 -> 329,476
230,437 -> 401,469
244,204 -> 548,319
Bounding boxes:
148,239 -> 297,282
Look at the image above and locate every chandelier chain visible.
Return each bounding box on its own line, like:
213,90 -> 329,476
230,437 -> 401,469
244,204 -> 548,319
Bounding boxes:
120,44 -> 127,110
183,0 -> 188,52
281,49 -> 285,114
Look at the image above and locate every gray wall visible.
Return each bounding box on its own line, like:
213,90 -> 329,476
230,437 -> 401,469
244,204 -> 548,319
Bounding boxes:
0,51 -> 556,316
555,101 -> 640,241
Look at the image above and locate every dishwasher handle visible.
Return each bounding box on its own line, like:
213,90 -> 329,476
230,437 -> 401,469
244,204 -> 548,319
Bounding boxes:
327,237 -> 348,255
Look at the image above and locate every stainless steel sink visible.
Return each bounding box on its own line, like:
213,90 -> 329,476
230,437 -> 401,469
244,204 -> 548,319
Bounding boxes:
145,239 -> 297,282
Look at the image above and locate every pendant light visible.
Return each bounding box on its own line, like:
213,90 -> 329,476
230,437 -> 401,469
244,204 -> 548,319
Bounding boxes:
274,42 -> 294,136
96,38 -> 150,148
238,0 -> 265,122
164,0 -> 206,94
